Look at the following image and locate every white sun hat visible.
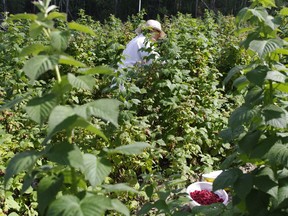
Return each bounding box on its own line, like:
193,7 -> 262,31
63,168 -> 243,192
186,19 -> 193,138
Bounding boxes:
135,19 -> 166,39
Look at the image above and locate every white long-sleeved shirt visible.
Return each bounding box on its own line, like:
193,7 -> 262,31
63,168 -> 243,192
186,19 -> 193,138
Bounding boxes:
118,34 -> 159,69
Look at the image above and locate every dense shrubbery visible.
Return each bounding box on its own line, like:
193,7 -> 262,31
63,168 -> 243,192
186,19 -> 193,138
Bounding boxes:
0,0 -> 287,215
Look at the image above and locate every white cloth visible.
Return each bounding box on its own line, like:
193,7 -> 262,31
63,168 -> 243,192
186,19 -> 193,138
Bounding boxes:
118,34 -> 159,69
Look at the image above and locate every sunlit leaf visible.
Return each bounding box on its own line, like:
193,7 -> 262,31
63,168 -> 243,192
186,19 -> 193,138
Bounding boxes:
26,93 -> 58,125
20,43 -> 48,57
9,13 -> 37,20
86,99 -> 121,127
109,142 -> 150,155
102,183 -> 138,193
83,154 -> 112,187
46,195 -> 112,216
68,22 -> 96,36
46,142 -> 83,169
51,30 -> 70,51
262,105 -> 287,128
47,12 -> 67,20
249,39 -> 283,58
77,66 -> 114,75
265,70 -> 286,83
67,73 -> 95,91
110,199 -> 130,216
254,167 -> 278,198
265,144 -> 288,167
23,55 -> 58,81
59,55 -> 86,67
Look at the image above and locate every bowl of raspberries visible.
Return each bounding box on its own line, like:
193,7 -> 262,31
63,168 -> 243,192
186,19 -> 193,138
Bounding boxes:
186,181 -> 228,207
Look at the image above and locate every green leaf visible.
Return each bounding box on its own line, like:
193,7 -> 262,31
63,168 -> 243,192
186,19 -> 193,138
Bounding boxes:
86,99 -> 121,127
110,142 -> 150,155
110,199 -> 130,216
59,55 -> 86,67
83,154 -> 112,187
67,73 -> 95,91
46,142 -> 83,169
77,66 -> 114,75
232,76 -> 249,90
213,168 -> 243,191
4,151 -> 39,187
191,203 -> 225,215
46,195 -> 112,216
265,71 -> 286,83
245,86 -> 263,105
37,175 -> 64,215
276,183 -> 288,208
68,22 -> 96,36
51,30 -> 70,51
262,105 -> 287,128
102,183 -> 138,193
20,43 -> 48,57
10,13 -> 37,20
23,55 -> 58,81
229,105 -> 258,129
249,39 -> 283,59
246,189 -> 270,215
280,8 -> 288,16
239,130 -> 261,154
45,106 -> 107,144
265,144 -> 288,167
137,202 -> 154,215
259,0 -> 276,8
26,93 -> 58,125
47,12 -> 67,20
234,173 -> 254,200
254,167 -> 278,198
246,65 -> 269,86
223,65 -> 244,85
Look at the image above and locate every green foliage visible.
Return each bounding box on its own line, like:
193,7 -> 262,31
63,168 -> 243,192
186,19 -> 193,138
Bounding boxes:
0,1 -> 253,215
215,0 -> 288,215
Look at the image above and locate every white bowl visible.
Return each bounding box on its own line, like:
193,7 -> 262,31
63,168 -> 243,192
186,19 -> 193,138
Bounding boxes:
186,181 -> 229,207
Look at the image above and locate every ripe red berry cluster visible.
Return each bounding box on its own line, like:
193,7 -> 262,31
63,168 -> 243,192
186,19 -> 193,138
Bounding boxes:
190,190 -> 224,205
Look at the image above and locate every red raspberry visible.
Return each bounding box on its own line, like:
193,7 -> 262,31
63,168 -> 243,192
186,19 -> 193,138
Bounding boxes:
190,190 -> 224,205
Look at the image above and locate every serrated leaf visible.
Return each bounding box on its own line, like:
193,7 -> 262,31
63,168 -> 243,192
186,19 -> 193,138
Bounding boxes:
59,55 -> 86,67
51,30 -> 70,51
86,99 -> 121,127
46,195 -> 112,216
26,93 -> 58,125
37,175 -> 64,215
213,168 -> 243,191
82,154 -> 112,187
4,151 -> 39,187
232,76 -> 249,90
110,199 -> 130,216
249,39 -> 283,59
46,142 -> 83,169
77,66 -> 114,75
239,130 -> 261,154
20,43 -> 48,57
245,86 -> 263,105
102,183 -> 138,193
246,65 -> 269,86
45,106 -> 107,144
262,105 -> 287,128
29,22 -> 44,38
265,70 -> 286,83
229,105 -> 259,129
23,55 -> 58,81
67,73 -> 95,91
47,12 -> 67,20
254,167 -> 278,198
111,142 -> 150,155
68,22 -> 96,36
265,144 -> 288,167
